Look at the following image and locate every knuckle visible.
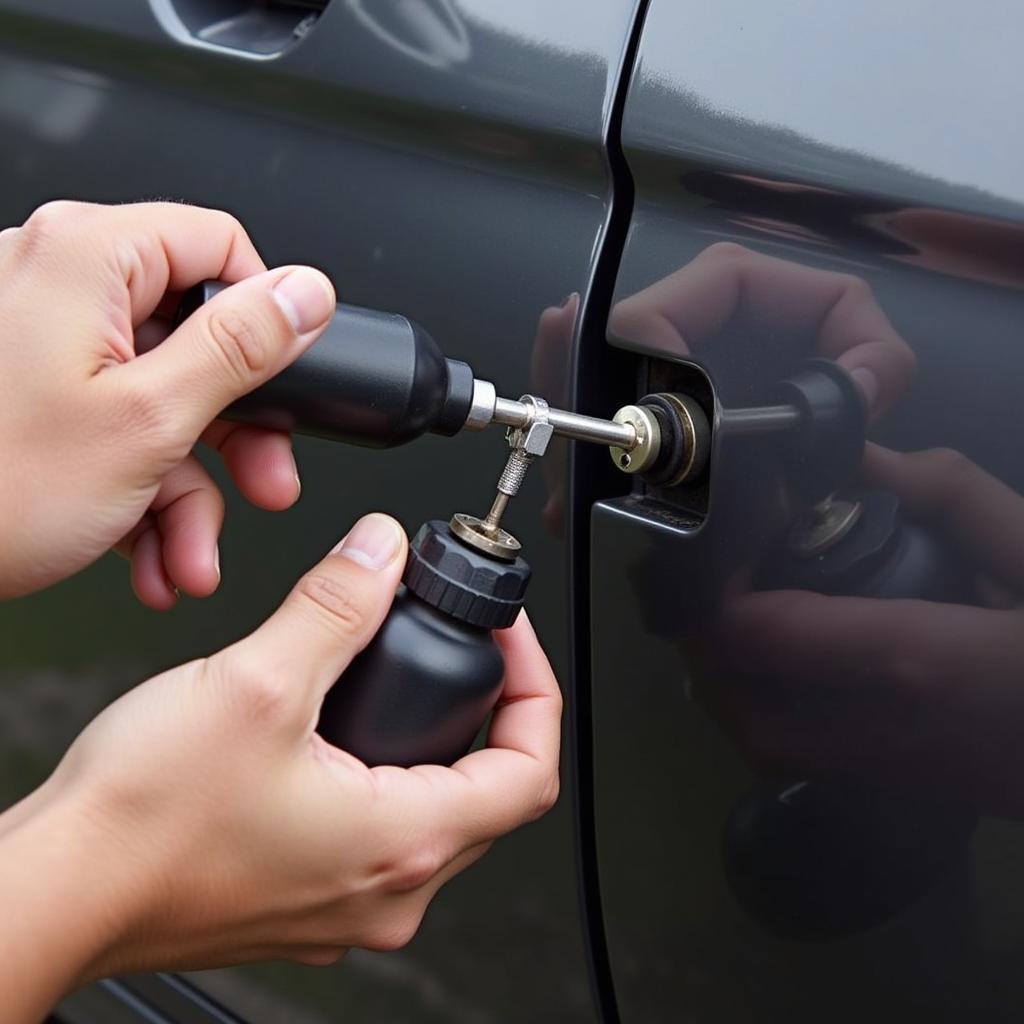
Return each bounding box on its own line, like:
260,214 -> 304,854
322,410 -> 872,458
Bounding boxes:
892,336 -> 918,375
838,273 -> 873,303
209,207 -> 245,236
292,947 -> 347,967
607,297 -> 646,340
364,911 -> 424,953
550,685 -> 565,719
108,379 -> 180,451
917,447 -> 974,497
532,772 -> 561,819
536,774 -> 561,815
294,573 -> 367,639
702,240 -> 751,264
204,308 -> 272,382
384,845 -> 445,894
26,199 -> 85,230
16,201 -> 86,264
211,652 -> 292,728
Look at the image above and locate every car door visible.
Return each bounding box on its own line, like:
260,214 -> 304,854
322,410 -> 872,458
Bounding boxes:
589,1 -> 1024,1022
0,2 -> 641,1020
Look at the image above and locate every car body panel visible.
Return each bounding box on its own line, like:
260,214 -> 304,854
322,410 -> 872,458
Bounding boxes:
0,1 -> 641,1019
592,1 -> 1024,1021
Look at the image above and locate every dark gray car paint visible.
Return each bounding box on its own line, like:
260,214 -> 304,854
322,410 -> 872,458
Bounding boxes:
0,1 -> 641,1020
5,1 -> 1024,1022
592,0 -> 1024,1021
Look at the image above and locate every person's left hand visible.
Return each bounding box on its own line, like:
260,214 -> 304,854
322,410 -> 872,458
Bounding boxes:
0,200 -> 336,607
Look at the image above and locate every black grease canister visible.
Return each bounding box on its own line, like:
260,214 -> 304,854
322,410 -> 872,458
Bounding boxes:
318,520 -> 531,767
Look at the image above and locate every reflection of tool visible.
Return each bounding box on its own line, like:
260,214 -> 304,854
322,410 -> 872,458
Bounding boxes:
728,490 -> 980,940
717,360 -> 979,941
608,358 -> 867,496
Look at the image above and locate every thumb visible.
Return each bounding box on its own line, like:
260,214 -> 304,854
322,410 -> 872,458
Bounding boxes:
125,265 -> 335,441
212,513 -> 408,733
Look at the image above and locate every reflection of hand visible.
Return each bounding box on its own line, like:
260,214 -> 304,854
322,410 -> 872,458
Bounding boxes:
528,293 -> 578,539
709,445 -> 1024,817
609,242 -> 915,416
0,514 -> 562,1020
0,201 -> 335,607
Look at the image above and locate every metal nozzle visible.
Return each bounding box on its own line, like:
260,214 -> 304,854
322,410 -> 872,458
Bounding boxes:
466,380 -> 639,451
450,443 -> 532,561
454,387 -> 649,560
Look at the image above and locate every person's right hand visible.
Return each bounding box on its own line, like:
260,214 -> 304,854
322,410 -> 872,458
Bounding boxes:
0,512 -> 561,1018
0,200 -> 336,607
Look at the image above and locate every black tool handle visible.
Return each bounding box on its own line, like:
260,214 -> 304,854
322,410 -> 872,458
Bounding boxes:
177,281 -> 474,448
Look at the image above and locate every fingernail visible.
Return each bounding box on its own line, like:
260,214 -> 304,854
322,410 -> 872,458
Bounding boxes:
332,513 -> 403,570
850,367 -> 879,409
271,267 -> 335,334
213,545 -> 221,582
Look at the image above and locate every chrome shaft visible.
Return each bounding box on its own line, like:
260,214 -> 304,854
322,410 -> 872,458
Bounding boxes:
721,405 -> 802,437
490,395 -> 638,450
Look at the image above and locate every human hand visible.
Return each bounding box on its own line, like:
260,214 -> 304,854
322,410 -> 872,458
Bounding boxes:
0,513 -> 561,1019
0,200 -> 335,607
707,446 -> 1024,818
609,242 -> 916,418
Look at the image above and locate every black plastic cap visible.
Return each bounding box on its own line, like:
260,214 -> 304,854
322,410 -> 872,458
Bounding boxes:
776,358 -> 868,503
404,520 -> 531,629
433,358 -> 474,436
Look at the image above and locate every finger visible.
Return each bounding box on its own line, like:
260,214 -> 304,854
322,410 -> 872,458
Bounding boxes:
486,612 -> 563,766
130,526 -> 178,611
529,292 -> 579,406
150,456 -> 225,597
113,517 -> 152,562
607,243 -> 915,415
103,202 -> 266,326
863,445 -> 1024,591
882,207 -> 1024,291
396,612 -> 562,849
117,265 -> 335,443
202,421 -> 300,511
836,344 -> 913,417
719,588 -> 1024,704
611,243 -> 820,354
223,513 -> 408,721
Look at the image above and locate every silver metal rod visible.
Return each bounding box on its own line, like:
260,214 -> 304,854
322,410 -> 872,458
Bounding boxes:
491,396 -> 531,428
491,396 -> 637,450
721,404 -> 802,437
483,491 -> 510,530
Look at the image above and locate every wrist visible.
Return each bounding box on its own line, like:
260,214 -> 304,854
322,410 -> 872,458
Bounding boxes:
0,784 -> 147,1010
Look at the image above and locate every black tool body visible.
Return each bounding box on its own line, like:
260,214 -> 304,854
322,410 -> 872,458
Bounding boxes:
318,520 -> 531,767
177,281 -> 474,447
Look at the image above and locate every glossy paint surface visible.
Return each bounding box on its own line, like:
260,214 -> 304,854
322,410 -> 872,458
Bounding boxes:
593,1 -> 1024,1021
0,1 -> 639,1020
